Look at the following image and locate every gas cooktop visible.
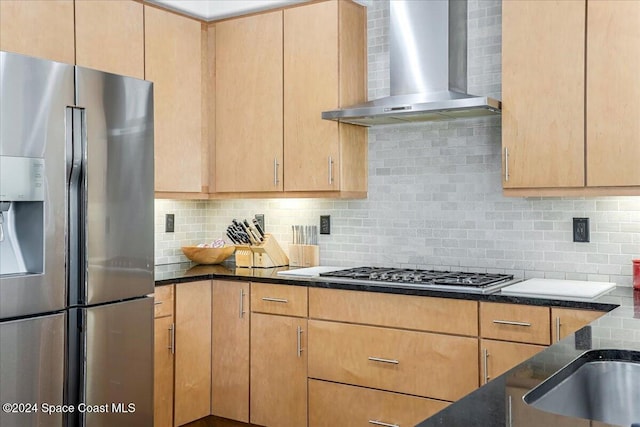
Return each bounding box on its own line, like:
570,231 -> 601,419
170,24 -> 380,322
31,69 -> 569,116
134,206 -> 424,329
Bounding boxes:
318,267 -> 518,294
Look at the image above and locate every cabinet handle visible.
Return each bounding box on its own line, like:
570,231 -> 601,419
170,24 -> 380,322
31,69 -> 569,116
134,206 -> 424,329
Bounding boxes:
296,326 -> 303,357
482,348 -> 490,385
261,297 -> 288,303
274,157 -> 280,186
154,301 -> 163,305
555,317 -> 561,342
507,395 -> 513,427
239,288 -> 245,319
328,156 -> 334,185
368,420 -> 399,427
492,319 -> 531,327
504,147 -> 509,182
368,356 -> 399,365
168,323 -> 175,355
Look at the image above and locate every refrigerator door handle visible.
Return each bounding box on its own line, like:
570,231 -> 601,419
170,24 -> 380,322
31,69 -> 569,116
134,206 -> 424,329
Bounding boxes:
67,107 -> 87,306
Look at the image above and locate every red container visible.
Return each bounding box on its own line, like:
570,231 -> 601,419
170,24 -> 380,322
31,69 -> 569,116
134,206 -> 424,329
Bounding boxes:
634,259 -> 640,290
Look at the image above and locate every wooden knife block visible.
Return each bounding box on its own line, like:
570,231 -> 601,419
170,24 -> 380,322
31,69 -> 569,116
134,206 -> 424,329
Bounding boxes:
288,244 -> 320,267
234,234 -> 289,268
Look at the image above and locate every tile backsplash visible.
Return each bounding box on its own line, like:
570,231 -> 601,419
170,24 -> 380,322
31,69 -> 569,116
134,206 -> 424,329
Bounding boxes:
155,0 -> 640,286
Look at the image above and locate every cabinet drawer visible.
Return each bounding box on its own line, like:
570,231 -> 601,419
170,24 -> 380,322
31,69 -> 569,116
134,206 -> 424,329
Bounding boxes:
309,379 -> 448,427
308,320 -> 478,401
309,287 -> 478,336
251,283 -> 308,317
154,285 -> 174,318
480,302 -> 550,345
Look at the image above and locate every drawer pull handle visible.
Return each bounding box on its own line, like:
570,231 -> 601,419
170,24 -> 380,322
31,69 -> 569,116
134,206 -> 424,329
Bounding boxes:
261,297 -> 288,303
368,356 -> 399,365
154,301 -> 163,305
492,319 -> 531,327
368,420 -> 399,427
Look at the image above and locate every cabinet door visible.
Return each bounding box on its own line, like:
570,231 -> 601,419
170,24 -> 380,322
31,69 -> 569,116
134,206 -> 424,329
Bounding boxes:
480,339 -> 545,386
211,281 -> 249,422
154,315 -> 174,427
75,0 -> 144,79
175,281 -> 212,426
586,0 -> 640,186
502,0 -> 585,188
215,11 -> 284,193
145,6 -> 205,194
284,1 -> 340,191
250,313 -> 307,427
0,0 -> 74,64
551,307 -> 604,343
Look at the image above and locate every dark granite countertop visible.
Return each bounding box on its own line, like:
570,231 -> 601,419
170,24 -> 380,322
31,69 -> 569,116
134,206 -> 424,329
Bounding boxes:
155,262 -> 637,426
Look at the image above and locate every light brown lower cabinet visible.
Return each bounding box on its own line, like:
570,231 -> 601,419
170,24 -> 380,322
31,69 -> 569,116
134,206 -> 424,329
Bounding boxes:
480,339 -> 546,386
174,280 -> 212,426
308,379 -> 449,427
211,280 -> 250,422
506,385 -> 589,427
153,285 -> 174,427
250,313 -> 307,427
551,307 -> 605,343
308,319 -> 478,402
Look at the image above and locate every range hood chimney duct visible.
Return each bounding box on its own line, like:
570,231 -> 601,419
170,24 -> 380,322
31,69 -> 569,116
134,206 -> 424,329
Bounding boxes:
322,0 -> 501,126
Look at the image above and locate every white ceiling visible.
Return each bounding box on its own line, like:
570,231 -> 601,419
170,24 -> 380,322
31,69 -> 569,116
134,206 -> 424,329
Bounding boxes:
148,0 -> 309,21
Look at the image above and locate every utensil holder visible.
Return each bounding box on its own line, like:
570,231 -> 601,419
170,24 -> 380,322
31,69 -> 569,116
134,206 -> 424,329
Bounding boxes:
234,234 -> 289,268
288,244 -> 320,267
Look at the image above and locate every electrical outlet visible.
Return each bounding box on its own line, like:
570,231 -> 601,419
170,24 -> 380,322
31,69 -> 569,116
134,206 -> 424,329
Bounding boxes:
165,214 -> 175,233
573,217 -> 589,242
255,214 -> 265,232
320,215 -> 331,235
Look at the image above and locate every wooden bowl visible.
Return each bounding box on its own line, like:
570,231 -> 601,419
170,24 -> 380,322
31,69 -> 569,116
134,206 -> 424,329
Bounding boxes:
181,245 -> 235,265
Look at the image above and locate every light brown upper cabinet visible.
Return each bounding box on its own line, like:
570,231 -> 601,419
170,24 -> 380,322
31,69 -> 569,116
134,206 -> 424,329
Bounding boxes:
502,0 -> 640,196
214,0 -> 367,197
215,11 -> 284,193
586,0 -> 640,187
502,0 -> 585,191
0,0 -> 75,64
283,0 -> 367,194
145,6 -> 207,195
75,0 -> 144,79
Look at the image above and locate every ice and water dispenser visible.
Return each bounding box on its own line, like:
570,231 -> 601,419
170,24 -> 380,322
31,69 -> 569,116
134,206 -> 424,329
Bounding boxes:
0,156 -> 45,276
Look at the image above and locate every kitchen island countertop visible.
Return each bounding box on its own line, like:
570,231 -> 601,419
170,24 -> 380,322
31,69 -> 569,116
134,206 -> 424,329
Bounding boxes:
155,262 -> 638,426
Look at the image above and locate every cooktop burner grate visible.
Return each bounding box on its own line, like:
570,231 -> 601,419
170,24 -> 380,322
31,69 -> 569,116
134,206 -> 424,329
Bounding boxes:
319,267 -> 514,288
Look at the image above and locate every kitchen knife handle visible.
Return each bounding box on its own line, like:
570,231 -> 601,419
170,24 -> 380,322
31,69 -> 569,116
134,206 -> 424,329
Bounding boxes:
504,147 -> 509,182
169,323 -> 175,355
261,297 -> 288,303
492,319 -> 531,327
239,288 -> 245,319
296,325 -> 303,357
368,356 -> 399,365
482,348 -> 489,384
368,420 -> 399,427
555,317 -> 561,342
274,158 -> 280,186
328,156 -> 334,185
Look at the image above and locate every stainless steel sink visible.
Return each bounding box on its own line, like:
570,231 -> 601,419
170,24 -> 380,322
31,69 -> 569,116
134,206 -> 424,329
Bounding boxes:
524,350 -> 640,426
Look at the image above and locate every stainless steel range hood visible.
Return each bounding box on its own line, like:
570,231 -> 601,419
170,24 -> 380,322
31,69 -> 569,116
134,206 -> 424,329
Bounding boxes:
322,0 -> 501,127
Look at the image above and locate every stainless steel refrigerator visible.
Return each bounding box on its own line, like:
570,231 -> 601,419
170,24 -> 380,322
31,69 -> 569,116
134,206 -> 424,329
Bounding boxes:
0,51 -> 154,427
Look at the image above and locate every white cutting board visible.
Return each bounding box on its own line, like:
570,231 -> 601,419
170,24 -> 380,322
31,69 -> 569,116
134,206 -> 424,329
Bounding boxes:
276,266 -> 345,278
501,278 -> 615,300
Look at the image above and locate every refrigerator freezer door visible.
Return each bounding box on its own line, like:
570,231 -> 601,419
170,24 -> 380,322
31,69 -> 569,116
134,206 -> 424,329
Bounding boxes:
0,313 -> 65,427
0,51 -> 73,319
74,67 -> 154,305
77,298 -> 153,426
